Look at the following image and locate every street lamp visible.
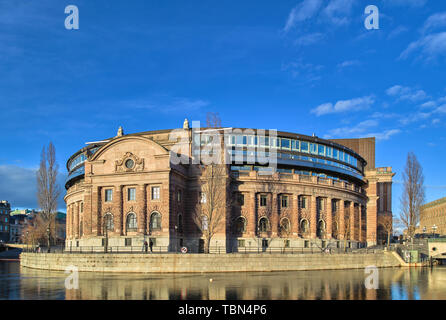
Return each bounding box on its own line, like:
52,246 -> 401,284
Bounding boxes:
47,227 -> 51,253
432,225 -> 438,238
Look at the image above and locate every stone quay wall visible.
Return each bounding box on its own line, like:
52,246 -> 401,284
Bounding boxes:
20,252 -> 403,273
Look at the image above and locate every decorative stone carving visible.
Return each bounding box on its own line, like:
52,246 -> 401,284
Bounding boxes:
115,152 -> 144,173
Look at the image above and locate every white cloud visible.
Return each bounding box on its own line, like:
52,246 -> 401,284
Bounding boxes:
311,96 -> 375,116
324,119 -> 379,138
434,104 -> 446,114
420,101 -> 436,108
386,85 -> 428,102
400,32 -> 446,62
421,12 -> 446,34
322,0 -> 355,25
337,60 -> 361,69
432,119 -> 441,125
284,0 -> 323,32
365,129 -> 402,141
399,112 -> 432,125
294,33 -> 325,46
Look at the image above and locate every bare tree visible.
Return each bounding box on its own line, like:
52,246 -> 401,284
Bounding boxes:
36,142 -> 61,244
206,112 -> 222,128
380,214 -> 393,249
193,164 -> 229,253
399,152 -> 425,240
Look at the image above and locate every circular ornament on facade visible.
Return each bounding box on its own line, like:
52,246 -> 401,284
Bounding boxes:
125,159 -> 135,169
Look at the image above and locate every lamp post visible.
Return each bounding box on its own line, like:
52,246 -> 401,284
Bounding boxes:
46,227 -> 51,253
26,231 -> 29,252
432,225 -> 438,238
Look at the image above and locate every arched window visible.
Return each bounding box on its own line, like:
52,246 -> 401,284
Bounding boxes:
280,218 -> 291,233
300,219 -> 309,233
150,212 -> 162,231
126,213 -> 137,231
235,216 -> 246,233
104,213 -> 114,231
259,217 -> 269,232
317,219 -> 326,238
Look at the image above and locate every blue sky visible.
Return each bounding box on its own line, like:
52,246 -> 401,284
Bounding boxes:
0,0 -> 445,214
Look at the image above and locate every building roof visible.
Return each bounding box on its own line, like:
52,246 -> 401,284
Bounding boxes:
422,197 -> 446,210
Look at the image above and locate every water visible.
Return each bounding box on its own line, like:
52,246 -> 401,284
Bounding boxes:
1,261 -> 445,300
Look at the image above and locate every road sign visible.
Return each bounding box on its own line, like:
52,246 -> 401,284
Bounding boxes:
181,247 -> 188,254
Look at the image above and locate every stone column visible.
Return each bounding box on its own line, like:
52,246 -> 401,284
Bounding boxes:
137,184 -> 146,234
90,186 -> 99,236
248,192 -> 256,237
359,204 -> 364,243
291,194 -> 299,236
326,198 -> 332,239
271,193 -> 278,236
65,204 -> 70,240
74,202 -> 79,238
114,186 -> 124,236
310,195 -> 317,238
366,178 -> 379,246
339,200 -> 345,240
350,202 -> 355,241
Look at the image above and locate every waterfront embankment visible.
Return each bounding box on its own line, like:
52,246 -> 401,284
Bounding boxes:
20,251 -> 408,273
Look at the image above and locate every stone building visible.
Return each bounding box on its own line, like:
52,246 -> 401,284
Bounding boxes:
420,197 -> 446,236
64,121 -> 394,252
0,200 -> 11,243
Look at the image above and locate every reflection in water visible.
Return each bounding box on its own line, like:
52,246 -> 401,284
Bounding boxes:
1,261 -> 446,300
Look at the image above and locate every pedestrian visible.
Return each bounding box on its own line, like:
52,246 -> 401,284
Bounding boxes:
144,241 -> 148,253
149,240 -> 153,253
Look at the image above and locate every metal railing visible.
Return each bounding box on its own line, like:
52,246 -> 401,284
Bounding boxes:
21,245 -> 385,255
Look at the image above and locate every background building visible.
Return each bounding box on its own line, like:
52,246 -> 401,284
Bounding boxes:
9,210 -> 36,244
64,121 -> 394,252
0,201 -> 11,242
419,197 -> 446,236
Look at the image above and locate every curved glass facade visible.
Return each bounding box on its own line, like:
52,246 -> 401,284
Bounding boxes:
224,134 -> 363,172
66,146 -> 101,188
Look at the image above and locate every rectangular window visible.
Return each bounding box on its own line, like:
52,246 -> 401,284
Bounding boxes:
149,238 -> 157,247
260,195 -> 267,207
318,144 -> 325,156
284,239 -> 290,248
125,238 -> 132,247
333,148 -> 339,159
262,239 -> 269,248
300,141 -> 309,153
151,186 -> 160,200
339,151 -> 345,162
281,139 -> 291,149
128,188 -> 136,201
310,143 -> 318,154
105,189 -> 113,202
304,240 -> 309,248
80,202 -> 83,213
177,190 -> 182,202
322,241 -> 326,248
292,140 -> 300,151
299,196 -> 307,209
237,239 -> 245,248
281,195 -> 289,208
326,147 -> 333,158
